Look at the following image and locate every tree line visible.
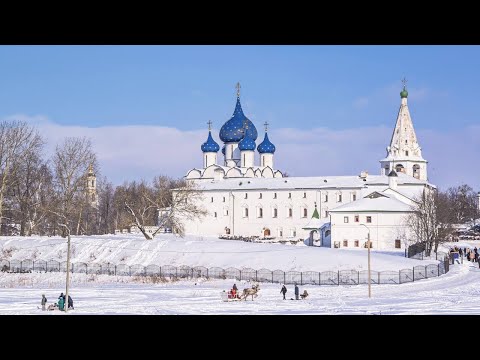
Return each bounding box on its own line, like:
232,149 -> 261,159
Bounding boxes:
407,184 -> 480,255
0,120 -> 205,239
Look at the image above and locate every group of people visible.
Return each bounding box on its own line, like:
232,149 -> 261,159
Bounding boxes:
41,293 -> 74,311
280,284 -> 308,300
449,246 -> 480,267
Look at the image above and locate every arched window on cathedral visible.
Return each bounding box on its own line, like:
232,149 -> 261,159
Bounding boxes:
257,206 -> 263,218
395,164 -> 405,173
413,164 -> 421,179
272,207 -> 278,218
303,208 -> 308,218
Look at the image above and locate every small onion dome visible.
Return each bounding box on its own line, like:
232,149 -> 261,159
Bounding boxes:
238,132 -> 256,151
221,145 -> 225,155
201,131 -> 220,152
219,97 -> 258,143
400,87 -> 408,98
257,132 -> 276,154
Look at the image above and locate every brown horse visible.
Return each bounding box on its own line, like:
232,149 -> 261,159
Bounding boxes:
240,284 -> 260,301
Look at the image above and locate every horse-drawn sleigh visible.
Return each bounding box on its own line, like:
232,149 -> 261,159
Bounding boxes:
221,283 -> 260,302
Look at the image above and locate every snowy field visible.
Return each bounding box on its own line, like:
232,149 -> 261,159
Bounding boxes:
0,234 -> 437,272
0,236 -> 476,314
0,260 -> 478,314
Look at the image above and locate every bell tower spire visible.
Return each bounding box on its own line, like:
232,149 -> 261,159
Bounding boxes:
380,78 -> 428,181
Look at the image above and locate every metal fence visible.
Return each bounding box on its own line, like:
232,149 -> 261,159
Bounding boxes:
0,255 -> 450,286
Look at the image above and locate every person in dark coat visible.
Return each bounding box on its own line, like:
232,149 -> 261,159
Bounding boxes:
41,294 -> 47,311
233,284 -> 238,291
68,295 -> 74,309
294,284 -> 299,300
280,285 -> 287,300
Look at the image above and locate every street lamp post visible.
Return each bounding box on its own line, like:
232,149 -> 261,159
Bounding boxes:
361,224 -> 371,298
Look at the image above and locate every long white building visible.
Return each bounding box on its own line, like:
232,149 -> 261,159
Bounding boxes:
179,82 -> 435,249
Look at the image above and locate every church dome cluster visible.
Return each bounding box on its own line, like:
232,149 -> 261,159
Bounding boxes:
199,83 -> 276,167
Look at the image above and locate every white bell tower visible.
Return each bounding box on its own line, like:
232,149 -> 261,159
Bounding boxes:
380,78 -> 428,181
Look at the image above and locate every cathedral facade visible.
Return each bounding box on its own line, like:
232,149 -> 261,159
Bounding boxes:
179,82 -> 434,249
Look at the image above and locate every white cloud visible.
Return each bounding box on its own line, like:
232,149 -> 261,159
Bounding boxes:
3,114 -> 478,190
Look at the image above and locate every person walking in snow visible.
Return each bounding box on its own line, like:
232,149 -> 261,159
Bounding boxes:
295,284 -> 299,300
58,295 -> 65,311
41,294 -> 47,311
67,295 -> 74,310
280,285 -> 287,300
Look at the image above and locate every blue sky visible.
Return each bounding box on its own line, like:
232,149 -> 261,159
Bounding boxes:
0,46 -> 478,190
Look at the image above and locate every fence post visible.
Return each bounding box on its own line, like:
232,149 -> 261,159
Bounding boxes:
191,268 -> 194,279
412,267 -> 415,282
176,267 -> 178,278
358,271 -> 360,285
284,272 -> 286,285
205,267 -> 207,279
239,270 -> 242,281
272,272 -> 273,283
86,264 -> 88,275
337,270 -> 340,285
20,261 -> 23,273
319,272 -> 321,286
115,265 -> 117,276
72,263 -> 74,273
255,270 -> 258,282
378,272 -> 380,285
300,272 -> 303,286
437,263 -> 440,277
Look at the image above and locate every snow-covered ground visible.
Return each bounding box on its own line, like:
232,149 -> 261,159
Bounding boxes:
0,234 -> 437,272
0,260 -> 478,314
0,235 -> 473,314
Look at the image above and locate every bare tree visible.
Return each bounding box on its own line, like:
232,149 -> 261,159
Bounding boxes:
406,188 -> 454,255
446,184 -> 479,227
0,121 -> 41,231
124,176 -> 207,239
52,137 -> 97,236
8,132 -> 52,235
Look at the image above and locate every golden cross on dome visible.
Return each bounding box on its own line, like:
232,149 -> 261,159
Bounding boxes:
236,82 -> 241,97
402,77 -> 408,89
264,121 -> 269,132
207,120 -> 212,131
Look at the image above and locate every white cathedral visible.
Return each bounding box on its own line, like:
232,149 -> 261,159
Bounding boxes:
179,82 -> 435,250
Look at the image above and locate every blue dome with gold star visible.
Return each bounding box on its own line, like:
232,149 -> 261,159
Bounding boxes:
238,131 -> 256,151
219,97 -> 258,143
201,131 -> 220,152
257,132 -> 276,154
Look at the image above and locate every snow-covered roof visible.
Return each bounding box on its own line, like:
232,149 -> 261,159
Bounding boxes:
302,217 -> 327,230
329,192 -> 413,213
190,172 -> 428,191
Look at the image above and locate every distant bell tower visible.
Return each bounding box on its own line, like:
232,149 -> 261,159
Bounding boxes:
380,78 -> 428,181
86,164 -> 98,208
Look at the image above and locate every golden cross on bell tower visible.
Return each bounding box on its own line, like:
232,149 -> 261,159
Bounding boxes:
401,77 -> 408,89
207,120 -> 212,131
236,82 -> 241,98
264,121 -> 269,132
